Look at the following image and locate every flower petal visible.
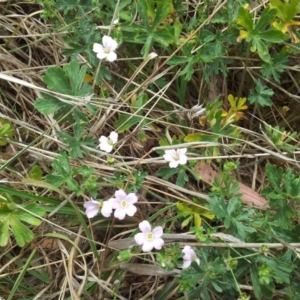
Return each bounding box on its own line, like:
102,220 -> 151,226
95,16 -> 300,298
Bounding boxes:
106,51 -> 117,62
115,189 -> 127,200
125,204 -> 137,216
177,148 -> 187,155
96,52 -> 107,60
99,136 -> 108,143
169,161 -> 179,168
85,207 -> 99,218
114,208 -> 126,220
178,156 -> 187,165
152,226 -> 163,238
109,131 -> 118,143
139,220 -> 151,233
134,232 -> 146,245
182,260 -> 191,269
152,237 -> 164,250
101,200 -> 113,217
99,142 -> 113,152
126,193 -> 138,204
142,241 -> 154,252
102,35 -> 118,50
93,43 -> 104,53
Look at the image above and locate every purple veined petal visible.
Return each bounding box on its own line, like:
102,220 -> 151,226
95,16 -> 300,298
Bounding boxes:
142,241 -> 154,252
169,161 -> 179,168
85,207 -> 99,218
93,43 -> 104,53
126,193 -> 138,204
177,148 -> 187,155
126,204 -> 137,216
152,237 -> 164,250
134,232 -> 147,245
115,189 -> 127,200
152,226 -> 163,238
114,208 -> 126,220
139,220 -> 151,233
163,153 -> 174,161
109,131 -> 118,143
106,51 -> 117,62
182,260 -> 192,269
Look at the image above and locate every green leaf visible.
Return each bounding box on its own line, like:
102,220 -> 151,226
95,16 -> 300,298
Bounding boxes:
34,94 -> 65,115
0,201 -> 45,247
153,28 -> 174,47
151,3 -> 173,31
256,30 -> 288,43
43,67 -> 70,94
253,7 -> 277,34
176,169 -> 188,187
137,0 -> 149,28
0,219 -> 9,246
248,79 -> 274,107
28,165 -> 43,180
237,7 -> 253,31
114,114 -> 143,133
157,167 -> 179,180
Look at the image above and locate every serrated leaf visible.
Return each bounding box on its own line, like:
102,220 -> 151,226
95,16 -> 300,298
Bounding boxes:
34,95 -> 65,115
43,67 -> 70,94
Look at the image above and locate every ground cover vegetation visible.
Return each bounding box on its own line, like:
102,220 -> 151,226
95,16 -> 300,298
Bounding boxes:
1,0 -> 300,299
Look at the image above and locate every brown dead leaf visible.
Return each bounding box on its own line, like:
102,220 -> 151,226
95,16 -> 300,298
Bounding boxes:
195,163 -> 268,207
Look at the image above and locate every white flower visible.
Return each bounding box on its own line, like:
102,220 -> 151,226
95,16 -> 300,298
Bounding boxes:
182,246 -> 200,269
93,35 -> 118,62
109,189 -> 138,220
163,148 -> 188,168
134,220 -> 164,252
83,198 -> 100,218
99,131 -> 118,153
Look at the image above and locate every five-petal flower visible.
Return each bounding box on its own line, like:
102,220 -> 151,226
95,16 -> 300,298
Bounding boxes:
134,220 -> 164,252
84,198 -> 101,218
109,189 -> 138,220
163,148 -> 188,168
99,131 -> 118,153
182,245 -> 200,269
93,35 -> 118,62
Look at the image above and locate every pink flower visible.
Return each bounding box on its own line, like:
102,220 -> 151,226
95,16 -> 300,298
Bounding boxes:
109,189 -> 138,220
163,148 -> 187,168
83,198 -> 100,218
182,246 -> 200,269
134,220 -> 164,252
93,35 -> 118,62
99,131 -> 118,153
